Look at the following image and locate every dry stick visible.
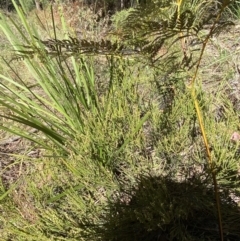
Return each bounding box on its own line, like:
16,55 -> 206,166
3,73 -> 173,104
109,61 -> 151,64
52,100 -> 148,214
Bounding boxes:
175,2 -> 223,238
192,94 -> 223,240
188,4 -> 229,241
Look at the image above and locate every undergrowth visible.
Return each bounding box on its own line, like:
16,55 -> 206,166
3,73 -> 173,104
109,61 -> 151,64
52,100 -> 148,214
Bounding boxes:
0,0 -> 239,240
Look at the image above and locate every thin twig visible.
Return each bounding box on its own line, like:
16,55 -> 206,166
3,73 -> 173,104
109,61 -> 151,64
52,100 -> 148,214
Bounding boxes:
188,2 -> 230,241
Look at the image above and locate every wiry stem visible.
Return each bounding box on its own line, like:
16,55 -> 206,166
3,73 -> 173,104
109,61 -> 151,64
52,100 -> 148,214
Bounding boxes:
188,3 -> 230,241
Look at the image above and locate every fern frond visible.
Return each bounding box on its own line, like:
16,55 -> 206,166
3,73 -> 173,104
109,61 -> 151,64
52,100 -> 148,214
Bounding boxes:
10,0 -> 235,68
11,37 -> 138,62
110,0 -> 235,67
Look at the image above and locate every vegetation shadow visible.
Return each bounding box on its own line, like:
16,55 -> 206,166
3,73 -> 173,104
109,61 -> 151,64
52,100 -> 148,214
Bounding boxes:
95,174 -> 240,241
